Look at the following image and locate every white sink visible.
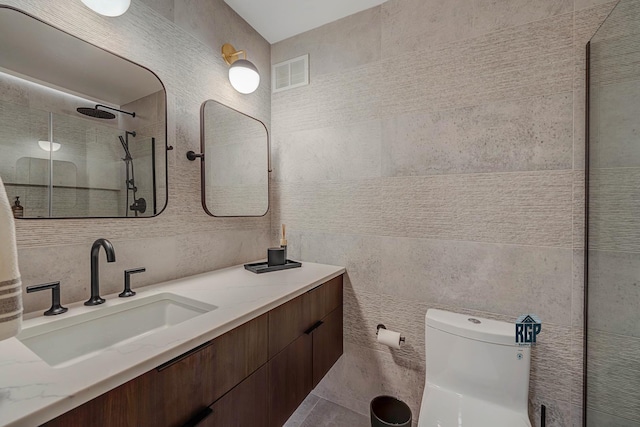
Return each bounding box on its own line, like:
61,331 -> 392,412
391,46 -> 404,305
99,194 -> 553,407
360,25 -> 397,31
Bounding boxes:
17,293 -> 216,368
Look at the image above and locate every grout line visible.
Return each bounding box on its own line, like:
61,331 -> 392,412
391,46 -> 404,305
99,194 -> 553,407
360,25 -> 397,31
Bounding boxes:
298,396 -> 322,425
270,228 -> 576,251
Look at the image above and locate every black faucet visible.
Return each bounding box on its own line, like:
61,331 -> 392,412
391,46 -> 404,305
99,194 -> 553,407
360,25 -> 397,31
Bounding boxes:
85,238 -> 116,306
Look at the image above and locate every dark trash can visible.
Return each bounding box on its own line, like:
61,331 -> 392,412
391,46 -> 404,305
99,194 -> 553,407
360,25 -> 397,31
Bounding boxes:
370,395 -> 412,427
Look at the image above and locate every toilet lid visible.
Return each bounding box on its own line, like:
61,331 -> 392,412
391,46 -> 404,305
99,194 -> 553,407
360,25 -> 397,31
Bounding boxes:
417,385 -> 531,427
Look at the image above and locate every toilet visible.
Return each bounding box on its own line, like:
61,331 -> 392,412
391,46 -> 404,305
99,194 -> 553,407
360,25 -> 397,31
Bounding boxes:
418,309 -> 532,426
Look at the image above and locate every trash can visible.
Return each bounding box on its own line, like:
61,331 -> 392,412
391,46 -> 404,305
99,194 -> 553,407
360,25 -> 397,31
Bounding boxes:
370,395 -> 412,427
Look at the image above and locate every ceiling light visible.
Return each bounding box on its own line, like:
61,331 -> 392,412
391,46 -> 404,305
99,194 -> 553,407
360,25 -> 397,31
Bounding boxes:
81,0 -> 131,17
38,141 -> 61,152
222,43 -> 260,94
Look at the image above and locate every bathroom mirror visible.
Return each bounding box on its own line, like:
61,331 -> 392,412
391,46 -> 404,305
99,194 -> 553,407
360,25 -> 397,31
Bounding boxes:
201,100 -> 269,217
0,6 -> 168,218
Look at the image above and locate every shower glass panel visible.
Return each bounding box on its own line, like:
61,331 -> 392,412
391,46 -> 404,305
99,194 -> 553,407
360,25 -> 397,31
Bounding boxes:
0,98 -> 161,218
586,0 -> 640,425
0,6 -> 168,219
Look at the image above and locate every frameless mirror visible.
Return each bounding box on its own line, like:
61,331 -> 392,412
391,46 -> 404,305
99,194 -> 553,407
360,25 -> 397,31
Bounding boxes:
201,100 -> 269,217
0,6 -> 168,218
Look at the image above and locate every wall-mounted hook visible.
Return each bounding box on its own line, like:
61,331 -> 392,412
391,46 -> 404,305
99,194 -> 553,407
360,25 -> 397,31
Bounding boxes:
186,151 -> 204,161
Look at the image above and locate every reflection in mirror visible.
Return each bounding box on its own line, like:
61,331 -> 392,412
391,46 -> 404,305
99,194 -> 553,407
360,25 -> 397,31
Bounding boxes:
0,6 -> 167,218
201,100 -> 269,217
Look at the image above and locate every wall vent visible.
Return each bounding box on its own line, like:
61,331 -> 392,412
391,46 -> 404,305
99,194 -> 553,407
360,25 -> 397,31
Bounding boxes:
272,54 -> 309,93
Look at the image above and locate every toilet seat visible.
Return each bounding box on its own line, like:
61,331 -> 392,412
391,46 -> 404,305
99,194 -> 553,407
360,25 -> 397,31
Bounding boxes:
417,385 -> 531,427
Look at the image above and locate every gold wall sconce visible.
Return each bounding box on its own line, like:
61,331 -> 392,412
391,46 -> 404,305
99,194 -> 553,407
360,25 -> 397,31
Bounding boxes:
222,43 -> 260,94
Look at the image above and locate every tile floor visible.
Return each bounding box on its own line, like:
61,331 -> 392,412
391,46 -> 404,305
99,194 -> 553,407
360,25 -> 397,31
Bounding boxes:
284,394 -> 369,427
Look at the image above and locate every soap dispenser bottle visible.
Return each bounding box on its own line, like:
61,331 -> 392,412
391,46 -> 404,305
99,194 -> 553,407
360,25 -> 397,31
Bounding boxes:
11,197 -> 23,219
280,224 -> 287,262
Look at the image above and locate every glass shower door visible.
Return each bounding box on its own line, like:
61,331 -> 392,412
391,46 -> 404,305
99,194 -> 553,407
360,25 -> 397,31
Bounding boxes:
586,0 -> 640,425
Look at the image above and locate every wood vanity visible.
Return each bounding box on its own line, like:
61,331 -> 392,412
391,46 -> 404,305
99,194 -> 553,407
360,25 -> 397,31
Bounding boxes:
43,275 -> 343,427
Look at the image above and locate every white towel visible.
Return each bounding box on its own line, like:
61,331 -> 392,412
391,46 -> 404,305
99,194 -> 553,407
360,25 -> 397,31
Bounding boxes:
0,175 -> 22,341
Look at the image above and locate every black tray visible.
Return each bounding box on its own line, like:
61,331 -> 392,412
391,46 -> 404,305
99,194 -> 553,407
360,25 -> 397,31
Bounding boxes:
244,259 -> 302,274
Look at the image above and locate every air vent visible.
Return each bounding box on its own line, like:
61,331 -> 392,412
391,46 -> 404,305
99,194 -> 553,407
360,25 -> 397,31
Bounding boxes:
272,54 -> 309,93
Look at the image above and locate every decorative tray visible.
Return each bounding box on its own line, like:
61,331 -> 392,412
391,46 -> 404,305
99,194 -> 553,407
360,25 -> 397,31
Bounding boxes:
244,259 -> 302,274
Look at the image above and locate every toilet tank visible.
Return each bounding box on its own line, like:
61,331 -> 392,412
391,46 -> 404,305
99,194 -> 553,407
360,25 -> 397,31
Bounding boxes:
425,309 -> 530,412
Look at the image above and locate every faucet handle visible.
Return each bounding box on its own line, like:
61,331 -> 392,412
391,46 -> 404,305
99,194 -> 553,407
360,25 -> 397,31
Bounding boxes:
26,282 -> 68,316
120,267 -> 146,298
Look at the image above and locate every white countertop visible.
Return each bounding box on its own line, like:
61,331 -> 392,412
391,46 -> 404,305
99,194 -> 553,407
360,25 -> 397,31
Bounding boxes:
0,261 -> 345,427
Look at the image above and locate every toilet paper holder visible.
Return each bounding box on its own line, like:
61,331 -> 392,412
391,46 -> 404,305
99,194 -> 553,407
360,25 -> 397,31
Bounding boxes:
377,324 -> 406,343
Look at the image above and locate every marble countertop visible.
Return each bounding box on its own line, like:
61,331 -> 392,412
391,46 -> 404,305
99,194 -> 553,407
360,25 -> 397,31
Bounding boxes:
0,261 -> 345,427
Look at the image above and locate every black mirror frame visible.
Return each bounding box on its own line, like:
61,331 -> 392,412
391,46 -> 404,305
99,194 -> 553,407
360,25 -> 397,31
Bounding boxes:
0,5 -> 170,220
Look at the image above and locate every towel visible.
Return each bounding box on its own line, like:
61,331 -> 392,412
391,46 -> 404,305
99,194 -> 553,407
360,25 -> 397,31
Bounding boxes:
0,176 -> 22,341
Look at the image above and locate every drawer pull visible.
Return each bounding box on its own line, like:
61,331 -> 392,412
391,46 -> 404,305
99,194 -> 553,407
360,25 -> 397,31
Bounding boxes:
156,340 -> 212,371
304,320 -> 324,335
182,407 -> 213,427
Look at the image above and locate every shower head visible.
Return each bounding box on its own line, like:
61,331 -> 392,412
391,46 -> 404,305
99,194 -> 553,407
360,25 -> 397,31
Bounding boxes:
76,104 -> 136,120
77,106 -> 116,120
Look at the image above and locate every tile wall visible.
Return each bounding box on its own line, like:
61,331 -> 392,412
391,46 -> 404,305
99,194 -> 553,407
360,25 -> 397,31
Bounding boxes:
270,0 -> 619,425
586,0 -> 640,424
0,0 -> 272,314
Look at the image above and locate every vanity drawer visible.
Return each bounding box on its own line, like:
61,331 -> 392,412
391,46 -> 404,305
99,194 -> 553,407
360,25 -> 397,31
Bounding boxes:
188,364 -> 269,427
268,275 -> 343,358
306,275 -> 343,323
42,370 -> 160,427
157,313 -> 268,427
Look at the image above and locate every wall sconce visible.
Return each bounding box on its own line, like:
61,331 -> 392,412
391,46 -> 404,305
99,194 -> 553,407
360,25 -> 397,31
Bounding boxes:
38,141 -> 61,152
222,43 -> 260,94
81,0 -> 131,17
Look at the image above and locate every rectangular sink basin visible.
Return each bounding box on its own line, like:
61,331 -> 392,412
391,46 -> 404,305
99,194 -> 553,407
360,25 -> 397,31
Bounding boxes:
17,293 -> 216,368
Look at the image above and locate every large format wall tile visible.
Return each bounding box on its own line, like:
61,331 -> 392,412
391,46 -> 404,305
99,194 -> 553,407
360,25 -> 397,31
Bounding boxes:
268,1 -> 610,424
529,323 -> 573,403
586,408 -> 640,426
381,0 -> 572,56
381,93 -> 573,176
272,6 -> 382,79
571,329 -> 585,408
381,171 -> 573,247
139,0 -> 174,21
271,179 -> 383,236
382,14 -> 574,116
343,286 -> 428,363
591,80 -> 640,168
587,330 -> 640,422
587,250 -> 640,337
271,62 -> 382,134
378,237 -> 573,325
589,167 -> 640,252
274,120 -> 382,183
298,231 -> 383,294
573,250 -> 585,328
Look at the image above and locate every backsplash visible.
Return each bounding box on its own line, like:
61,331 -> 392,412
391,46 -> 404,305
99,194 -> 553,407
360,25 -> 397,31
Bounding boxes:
0,0 -> 272,314
270,0 -> 617,425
